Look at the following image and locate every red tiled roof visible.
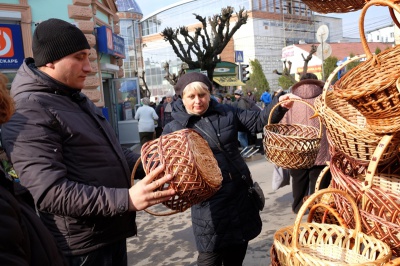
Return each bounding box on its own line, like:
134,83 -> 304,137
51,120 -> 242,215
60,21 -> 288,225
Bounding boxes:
295,42 -> 394,60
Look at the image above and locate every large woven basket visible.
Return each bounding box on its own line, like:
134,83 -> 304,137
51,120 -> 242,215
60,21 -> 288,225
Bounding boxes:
131,129 -> 222,216
301,0 -> 365,13
314,54 -> 400,165
274,188 -> 392,265
332,0 -> 400,134
263,99 -> 321,169
331,134 -> 400,256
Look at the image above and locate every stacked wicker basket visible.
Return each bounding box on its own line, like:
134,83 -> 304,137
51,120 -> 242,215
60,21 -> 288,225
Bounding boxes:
268,0 -> 400,264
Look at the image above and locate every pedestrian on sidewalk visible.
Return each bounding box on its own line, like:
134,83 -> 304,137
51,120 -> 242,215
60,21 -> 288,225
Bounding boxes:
163,72 -> 297,266
1,18 -> 175,265
135,97 -> 158,145
280,73 -> 331,213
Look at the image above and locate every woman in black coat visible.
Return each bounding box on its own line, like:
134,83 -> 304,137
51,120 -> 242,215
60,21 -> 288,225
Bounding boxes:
162,72 -> 296,266
0,73 -> 67,265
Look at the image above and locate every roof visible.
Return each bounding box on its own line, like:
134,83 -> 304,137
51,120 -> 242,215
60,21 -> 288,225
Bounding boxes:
115,0 -> 142,14
295,42 -> 394,60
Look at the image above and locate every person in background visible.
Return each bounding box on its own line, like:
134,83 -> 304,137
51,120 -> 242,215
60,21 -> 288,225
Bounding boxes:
1,18 -> 175,265
135,97 -> 159,146
215,94 -> 224,104
155,96 -> 166,138
280,73 -> 331,213
223,94 -> 232,105
162,91 -> 175,128
247,91 -> 256,104
163,72 -> 297,266
0,73 -> 68,265
260,89 -> 272,107
232,89 -> 251,149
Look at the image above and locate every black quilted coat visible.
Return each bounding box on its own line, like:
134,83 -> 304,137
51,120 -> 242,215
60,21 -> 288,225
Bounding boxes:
162,95 -> 287,252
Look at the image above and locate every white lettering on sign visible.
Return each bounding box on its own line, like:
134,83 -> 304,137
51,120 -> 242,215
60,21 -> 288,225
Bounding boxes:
0,59 -> 18,63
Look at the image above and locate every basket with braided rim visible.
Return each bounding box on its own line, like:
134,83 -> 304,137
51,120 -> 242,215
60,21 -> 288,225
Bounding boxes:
314,54 -> 400,165
263,99 -> 321,169
331,134 -> 400,256
274,188 -> 392,265
332,0 -> 400,134
131,128 -> 222,216
301,0 -> 365,13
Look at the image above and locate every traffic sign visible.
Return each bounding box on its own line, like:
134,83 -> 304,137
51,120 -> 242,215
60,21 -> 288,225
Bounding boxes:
235,50 -> 244,63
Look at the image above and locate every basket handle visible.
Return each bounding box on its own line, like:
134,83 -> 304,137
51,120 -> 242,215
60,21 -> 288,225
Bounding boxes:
267,98 -> 322,139
291,188 -> 361,251
314,164 -> 330,192
307,202 -> 347,228
361,134 -> 394,208
130,156 -> 180,216
360,0 -> 400,60
321,54 -> 366,106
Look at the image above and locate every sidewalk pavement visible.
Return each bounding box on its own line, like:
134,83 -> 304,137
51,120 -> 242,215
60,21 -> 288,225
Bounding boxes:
127,154 -> 297,266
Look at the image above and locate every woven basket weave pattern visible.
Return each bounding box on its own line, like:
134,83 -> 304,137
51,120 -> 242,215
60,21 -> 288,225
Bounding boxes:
140,129 -> 222,215
332,0 -> 400,133
330,136 -> 400,256
263,99 -> 321,169
273,189 -> 392,265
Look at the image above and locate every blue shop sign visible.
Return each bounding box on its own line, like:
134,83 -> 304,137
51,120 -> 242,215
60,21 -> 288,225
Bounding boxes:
0,24 -> 24,69
96,26 -> 125,59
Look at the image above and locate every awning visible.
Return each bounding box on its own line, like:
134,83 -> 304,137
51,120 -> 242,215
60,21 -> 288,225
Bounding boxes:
213,76 -> 245,86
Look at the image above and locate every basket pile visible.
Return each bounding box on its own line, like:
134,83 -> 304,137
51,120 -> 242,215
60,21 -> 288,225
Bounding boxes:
263,99 -> 321,169
131,128 -> 222,216
331,135 -> 400,256
332,0 -> 400,134
273,189 -> 392,265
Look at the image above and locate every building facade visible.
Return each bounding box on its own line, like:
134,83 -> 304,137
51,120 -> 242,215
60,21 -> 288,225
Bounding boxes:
138,0 -> 343,98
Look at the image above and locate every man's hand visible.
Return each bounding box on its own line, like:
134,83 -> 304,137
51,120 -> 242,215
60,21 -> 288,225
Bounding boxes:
278,93 -> 301,109
128,165 -> 175,211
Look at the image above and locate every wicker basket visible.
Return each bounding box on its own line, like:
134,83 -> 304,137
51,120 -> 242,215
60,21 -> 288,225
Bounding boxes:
331,134 -> 400,256
314,54 -> 400,165
332,0 -> 400,134
274,188 -> 392,265
263,99 -> 321,169
302,165 -> 341,225
301,0 -> 365,13
131,129 -> 222,216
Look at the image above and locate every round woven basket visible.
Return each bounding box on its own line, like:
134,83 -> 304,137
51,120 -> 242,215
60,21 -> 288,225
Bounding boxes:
273,188 -> 392,265
332,0 -> 400,133
314,54 -> 400,165
263,99 -> 321,169
131,128 -> 222,216
331,135 -> 400,256
301,0 -> 365,13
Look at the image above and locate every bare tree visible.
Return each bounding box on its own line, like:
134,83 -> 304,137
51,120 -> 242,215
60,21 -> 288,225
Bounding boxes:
161,6 -> 248,81
133,70 -> 151,98
273,45 -> 317,82
163,62 -> 187,86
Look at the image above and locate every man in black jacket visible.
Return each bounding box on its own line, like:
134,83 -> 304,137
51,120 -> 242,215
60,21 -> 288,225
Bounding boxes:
1,18 -> 175,265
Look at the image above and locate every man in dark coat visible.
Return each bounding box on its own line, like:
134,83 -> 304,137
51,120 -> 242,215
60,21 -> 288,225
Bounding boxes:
1,18 -> 174,265
162,72 -> 296,266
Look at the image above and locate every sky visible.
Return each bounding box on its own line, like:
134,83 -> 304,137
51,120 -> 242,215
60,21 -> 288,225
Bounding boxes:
135,0 -> 393,39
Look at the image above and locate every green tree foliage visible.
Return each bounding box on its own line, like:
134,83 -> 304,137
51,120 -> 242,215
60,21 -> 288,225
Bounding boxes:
323,56 -> 338,83
278,76 -> 295,90
375,47 -> 381,55
346,53 -> 361,72
243,59 -> 269,100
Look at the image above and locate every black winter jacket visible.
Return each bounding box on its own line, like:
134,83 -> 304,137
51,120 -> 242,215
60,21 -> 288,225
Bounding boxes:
162,95 -> 287,252
1,58 -> 143,256
0,166 -> 68,265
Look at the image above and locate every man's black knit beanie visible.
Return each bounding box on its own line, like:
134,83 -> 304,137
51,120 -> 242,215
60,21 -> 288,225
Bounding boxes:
174,72 -> 213,97
32,18 -> 90,67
